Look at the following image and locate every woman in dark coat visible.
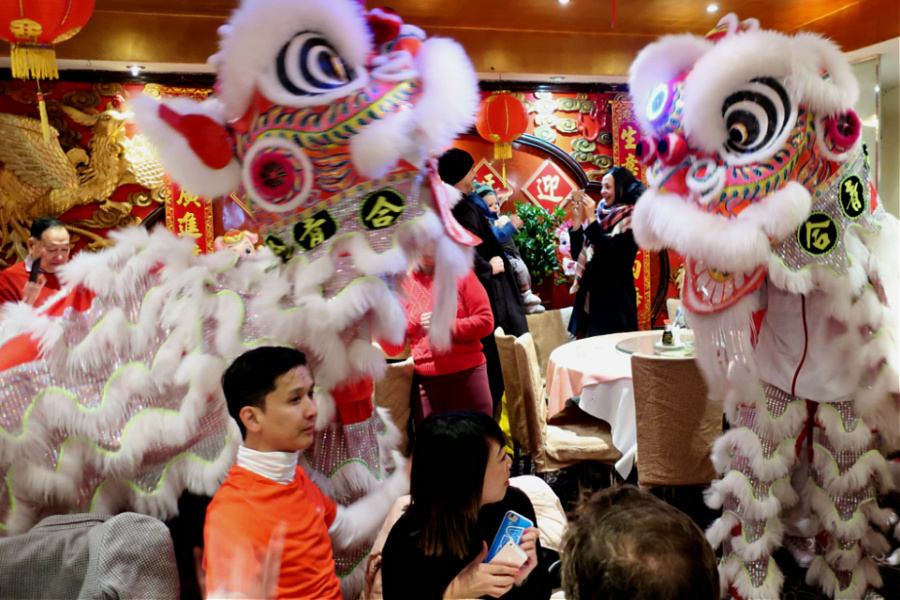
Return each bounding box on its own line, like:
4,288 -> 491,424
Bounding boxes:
565,166 -> 646,338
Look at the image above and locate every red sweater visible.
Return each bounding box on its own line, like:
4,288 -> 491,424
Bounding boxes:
0,261 -> 63,309
399,268 -> 494,376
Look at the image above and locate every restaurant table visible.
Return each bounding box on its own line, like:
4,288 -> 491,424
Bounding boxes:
545,330 -> 695,478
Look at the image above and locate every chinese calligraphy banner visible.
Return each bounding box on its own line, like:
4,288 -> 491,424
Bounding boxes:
612,100 -> 652,330
165,178 -> 214,254
521,159 -> 578,210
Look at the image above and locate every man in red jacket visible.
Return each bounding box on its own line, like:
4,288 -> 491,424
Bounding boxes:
0,216 -> 70,309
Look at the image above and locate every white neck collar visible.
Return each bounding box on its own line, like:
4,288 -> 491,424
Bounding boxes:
236,445 -> 299,485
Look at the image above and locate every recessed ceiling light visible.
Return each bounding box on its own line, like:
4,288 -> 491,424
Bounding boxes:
874,85 -> 881,93
706,4 -> 718,12
551,76 -> 565,82
129,65 -> 143,76
558,0 -> 570,5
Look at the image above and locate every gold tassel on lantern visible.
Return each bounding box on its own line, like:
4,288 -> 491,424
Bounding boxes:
11,43 -> 59,80
494,141 -> 513,161
37,89 -> 50,142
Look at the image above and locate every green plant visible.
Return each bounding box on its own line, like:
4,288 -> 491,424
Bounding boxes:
512,202 -> 567,286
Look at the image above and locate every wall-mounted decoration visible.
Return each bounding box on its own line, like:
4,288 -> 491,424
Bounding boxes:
521,158 -> 578,210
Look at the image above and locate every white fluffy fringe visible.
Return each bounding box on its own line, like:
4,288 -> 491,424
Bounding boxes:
721,554 -> 785,600
711,427 -> 797,480
705,471 -> 798,521
806,556 -> 882,600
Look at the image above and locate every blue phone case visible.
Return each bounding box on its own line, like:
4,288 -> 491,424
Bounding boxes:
485,510 -> 534,562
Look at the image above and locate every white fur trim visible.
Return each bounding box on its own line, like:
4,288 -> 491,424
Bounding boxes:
681,29 -> 857,157
130,95 -> 241,198
705,472 -> 797,520
809,482 -> 896,539
712,427 -> 797,480
814,403 -> 874,453
812,445 -> 894,497
627,33 -> 714,136
706,512 -> 739,548
633,183 -> 810,273
350,109 -> 417,179
731,515 -> 786,562
409,38 -> 479,158
805,556 -> 882,600
214,0 -> 372,120
721,555 -> 784,600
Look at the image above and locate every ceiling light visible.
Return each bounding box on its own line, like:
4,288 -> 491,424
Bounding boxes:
129,65 -> 143,77
874,85 -> 881,93
558,0 -> 570,5
551,76 -> 565,82
706,4 -> 718,12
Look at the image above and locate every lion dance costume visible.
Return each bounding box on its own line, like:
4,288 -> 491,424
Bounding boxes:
630,14 -> 899,600
0,0 -> 480,597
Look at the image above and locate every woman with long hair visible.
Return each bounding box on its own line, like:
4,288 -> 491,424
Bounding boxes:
380,411 -> 551,599
564,165 -> 646,337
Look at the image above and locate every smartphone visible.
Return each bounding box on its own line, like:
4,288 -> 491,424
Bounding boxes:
484,510 -> 533,563
29,257 -> 41,283
488,539 -> 529,567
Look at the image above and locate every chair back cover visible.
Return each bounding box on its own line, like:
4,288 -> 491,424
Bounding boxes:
630,353 -> 722,487
373,358 -> 415,455
513,332 -> 550,471
525,308 -> 574,378
494,327 -> 530,453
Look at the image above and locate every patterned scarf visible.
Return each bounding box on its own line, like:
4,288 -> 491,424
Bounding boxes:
569,201 -> 634,294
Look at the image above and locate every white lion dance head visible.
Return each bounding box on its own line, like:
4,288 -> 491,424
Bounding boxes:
0,5 -> 479,592
630,13 -> 898,600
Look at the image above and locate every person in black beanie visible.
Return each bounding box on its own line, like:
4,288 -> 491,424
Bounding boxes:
438,148 -> 528,415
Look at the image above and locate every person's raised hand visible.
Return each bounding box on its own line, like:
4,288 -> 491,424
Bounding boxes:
489,256 -> 505,275
583,194 -> 598,225
22,274 -> 46,306
443,541 -> 518,599
514,527 -> 540,586
510,214 -> 524,230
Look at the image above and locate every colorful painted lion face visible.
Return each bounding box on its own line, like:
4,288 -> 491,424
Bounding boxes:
630,14 -> 878,311
134,0 -> 479,257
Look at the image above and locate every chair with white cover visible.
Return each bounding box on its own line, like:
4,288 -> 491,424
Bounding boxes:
514,332 -> 621,474
630,353 -> 722,488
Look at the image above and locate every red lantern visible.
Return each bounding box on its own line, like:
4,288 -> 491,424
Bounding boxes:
475,91 -> 528,161
0,0 -> 96,80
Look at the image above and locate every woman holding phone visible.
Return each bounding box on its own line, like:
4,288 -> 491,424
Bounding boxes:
562,166 -> 645,338
380,411 -> 550,599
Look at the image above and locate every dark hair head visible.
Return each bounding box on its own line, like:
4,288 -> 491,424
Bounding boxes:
604,166 -> 645,206
562,484 -> 720,600
221,346 -> 307,438
437,148 -> 475,186
30,216 -> 66,241
409,410 -> 506,559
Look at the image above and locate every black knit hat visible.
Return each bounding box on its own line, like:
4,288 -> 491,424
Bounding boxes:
437,148 -> 475,186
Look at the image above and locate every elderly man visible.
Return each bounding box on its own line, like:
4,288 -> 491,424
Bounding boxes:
0,216 -> 70,308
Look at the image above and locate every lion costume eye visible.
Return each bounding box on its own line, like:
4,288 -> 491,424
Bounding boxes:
646,83 -> 669,122
721,77 -> 791,156
275,32 -> 359,96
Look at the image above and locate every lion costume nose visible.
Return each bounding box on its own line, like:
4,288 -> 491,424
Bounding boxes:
656,132 -> 688,166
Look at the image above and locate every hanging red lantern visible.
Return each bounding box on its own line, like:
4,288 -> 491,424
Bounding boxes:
475,91 -> 528,161
0,0 -> 96,80
0,0 -> 95,140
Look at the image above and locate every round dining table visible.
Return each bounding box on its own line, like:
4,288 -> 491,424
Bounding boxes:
545,329 -> 695,478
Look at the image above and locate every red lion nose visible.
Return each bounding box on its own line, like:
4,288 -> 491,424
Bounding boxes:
656,133 -> 688,166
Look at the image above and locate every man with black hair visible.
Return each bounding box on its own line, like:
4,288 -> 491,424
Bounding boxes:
0,216 -> 70,308
562,484 -> 720,600
204,346 -> 409,599
438,148 -> 528,412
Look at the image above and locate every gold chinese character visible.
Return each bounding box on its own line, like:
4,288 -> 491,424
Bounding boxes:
176,213 -> 202,238
482,173 -> 496,187
635,285 -> 642,307
177,190 -> 201,208
10,19 -> 42,41
621,125 -> 638,151
843,180 -> 862,212
536,175 -> 562,202
804,220 -> 831,250
365,196 -> 404,228
624,154 -> 640,177
633,257 -> 642,279
298,218 -> 327,248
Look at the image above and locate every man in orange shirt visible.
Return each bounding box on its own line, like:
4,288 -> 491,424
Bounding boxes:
205,346 -> 408,599
0,216 -> 70,308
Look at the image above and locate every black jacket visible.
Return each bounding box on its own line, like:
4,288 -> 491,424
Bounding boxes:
452,193 -> 528,337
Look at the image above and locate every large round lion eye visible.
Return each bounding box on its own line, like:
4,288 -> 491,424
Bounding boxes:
646,83 -> 669,122
721,77 -> 791,156
275,32 -> 358,96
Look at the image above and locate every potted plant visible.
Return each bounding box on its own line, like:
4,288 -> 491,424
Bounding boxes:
512,202 -> 569,291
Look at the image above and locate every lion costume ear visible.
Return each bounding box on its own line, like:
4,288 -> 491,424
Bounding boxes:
130,95 -> 241,198
785,32 -> 859,118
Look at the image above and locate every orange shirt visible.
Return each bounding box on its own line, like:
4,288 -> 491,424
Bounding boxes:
203,465 -> 343,600
0,261 -> 62,308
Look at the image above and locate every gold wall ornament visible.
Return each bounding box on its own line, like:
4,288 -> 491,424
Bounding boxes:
0,103 -> 166,261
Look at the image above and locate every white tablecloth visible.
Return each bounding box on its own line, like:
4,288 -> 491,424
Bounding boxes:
545,330 -> 658,478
